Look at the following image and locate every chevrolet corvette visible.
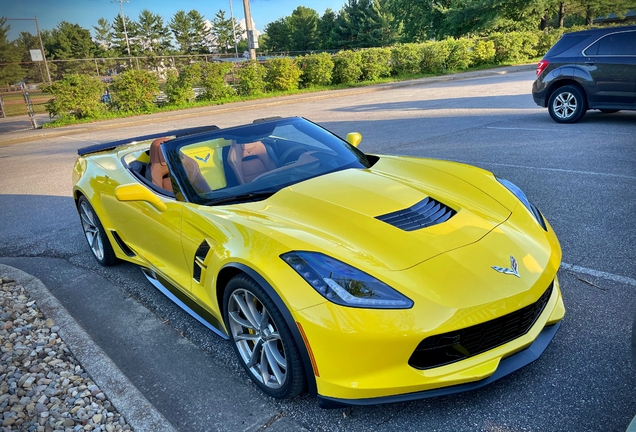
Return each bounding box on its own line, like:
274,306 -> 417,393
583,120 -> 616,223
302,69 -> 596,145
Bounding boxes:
72,116 -> 565,407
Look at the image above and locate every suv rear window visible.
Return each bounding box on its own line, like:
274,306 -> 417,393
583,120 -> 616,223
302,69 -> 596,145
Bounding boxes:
545,35 -> 590,57
585,31 -> 636,56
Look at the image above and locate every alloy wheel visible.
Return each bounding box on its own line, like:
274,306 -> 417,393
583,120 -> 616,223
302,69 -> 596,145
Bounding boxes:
79,200 -> 104,261
227,288 -> 288,389
552,92 -> 577,120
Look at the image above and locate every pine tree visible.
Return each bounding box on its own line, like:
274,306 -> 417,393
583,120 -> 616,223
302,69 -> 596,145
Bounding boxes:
0,19 -> 25,85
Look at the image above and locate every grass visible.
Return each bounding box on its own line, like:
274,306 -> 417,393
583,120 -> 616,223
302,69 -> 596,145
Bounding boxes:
1,90 -> 50,116
36,60 -> 536,129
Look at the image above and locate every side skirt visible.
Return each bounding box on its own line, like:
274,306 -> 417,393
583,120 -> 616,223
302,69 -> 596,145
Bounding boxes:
141,268 -> 228,340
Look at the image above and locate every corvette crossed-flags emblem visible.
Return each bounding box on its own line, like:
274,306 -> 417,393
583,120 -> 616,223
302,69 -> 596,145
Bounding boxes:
492,255 -> 521,278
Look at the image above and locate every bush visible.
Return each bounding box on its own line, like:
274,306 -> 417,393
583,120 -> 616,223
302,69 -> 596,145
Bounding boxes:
299,53 -> 334,87
535,29 -> 564,58
471,39 -> 496,65
442,38 -> 473,71
42,74 -> 104,119
265,57 -> 302,92
110,69 -> 160,112
164,64 -> 200,105
200,62 -> 235,100
236,61 -> 267,96
488,31 -> 539,63
419,41 -> 450,74
360,47 -> 391,81
332,50 -> 362,84
390,44 -> 421,75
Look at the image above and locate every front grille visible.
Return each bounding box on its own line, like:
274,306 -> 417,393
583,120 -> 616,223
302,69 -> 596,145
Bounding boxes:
409,282 -> 554,370
376,196 -> 456,231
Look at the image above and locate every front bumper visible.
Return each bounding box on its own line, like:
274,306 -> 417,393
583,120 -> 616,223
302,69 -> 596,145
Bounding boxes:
318,320 -> 561,408
298,277 -> 565,402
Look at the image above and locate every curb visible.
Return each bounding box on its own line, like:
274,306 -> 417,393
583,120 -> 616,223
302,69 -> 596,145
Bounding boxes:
0,264 -> 178,432
0,64 -> 536,146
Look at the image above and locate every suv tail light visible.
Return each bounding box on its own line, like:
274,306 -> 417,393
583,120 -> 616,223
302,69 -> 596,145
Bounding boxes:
536,60 -> 549,77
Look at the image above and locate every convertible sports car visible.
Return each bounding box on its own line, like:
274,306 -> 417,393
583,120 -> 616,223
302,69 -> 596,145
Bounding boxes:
73,117 -> 565,407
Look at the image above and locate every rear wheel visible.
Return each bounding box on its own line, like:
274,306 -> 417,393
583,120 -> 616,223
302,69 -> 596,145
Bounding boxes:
548,85 -> 587,123
77,196 -> 118,266
223,274 -> 305,399
599,109 -> 620,114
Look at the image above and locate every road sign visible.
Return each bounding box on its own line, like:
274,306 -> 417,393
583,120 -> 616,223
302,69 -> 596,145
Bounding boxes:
30,49 -> 43,62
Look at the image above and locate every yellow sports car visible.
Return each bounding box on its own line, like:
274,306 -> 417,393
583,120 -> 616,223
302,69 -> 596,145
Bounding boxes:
72,117 -> 565,407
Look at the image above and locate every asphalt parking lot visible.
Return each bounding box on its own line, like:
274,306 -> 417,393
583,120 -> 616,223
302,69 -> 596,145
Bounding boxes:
0,68 -> 635,431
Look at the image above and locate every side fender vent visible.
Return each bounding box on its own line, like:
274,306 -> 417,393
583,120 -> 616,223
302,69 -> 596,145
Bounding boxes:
193,240 -> 212,283
110,230 -> 136,257
376,196 -> 456,231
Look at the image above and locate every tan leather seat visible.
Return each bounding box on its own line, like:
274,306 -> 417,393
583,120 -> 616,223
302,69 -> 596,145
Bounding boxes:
227,141 -> 277,184
149,137 -> 211,194
149,137 -> 172,191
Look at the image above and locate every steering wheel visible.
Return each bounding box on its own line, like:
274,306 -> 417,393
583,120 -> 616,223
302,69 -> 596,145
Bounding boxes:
278,146 -> 307,166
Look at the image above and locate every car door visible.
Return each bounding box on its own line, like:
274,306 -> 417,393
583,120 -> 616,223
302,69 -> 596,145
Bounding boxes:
105,190 -> 193,292
579,30 -> 636,108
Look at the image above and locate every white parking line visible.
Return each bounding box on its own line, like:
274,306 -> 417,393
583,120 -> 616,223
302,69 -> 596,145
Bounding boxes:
455,160 -> 636,180
486,126 -> 630,135
562,262 -> 636,287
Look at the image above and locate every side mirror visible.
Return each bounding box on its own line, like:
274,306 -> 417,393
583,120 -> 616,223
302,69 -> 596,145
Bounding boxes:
115,184 -> 167,212
346,132 -> 362,148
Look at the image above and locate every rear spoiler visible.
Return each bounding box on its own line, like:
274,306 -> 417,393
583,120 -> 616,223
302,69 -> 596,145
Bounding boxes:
77,125 -> 220,156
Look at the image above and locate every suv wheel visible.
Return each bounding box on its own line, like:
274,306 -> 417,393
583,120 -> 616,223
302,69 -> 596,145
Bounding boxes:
548,85 -> 587,123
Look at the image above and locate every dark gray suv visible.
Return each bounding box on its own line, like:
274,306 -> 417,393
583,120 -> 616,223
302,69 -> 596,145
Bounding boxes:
532,26 -> 636,123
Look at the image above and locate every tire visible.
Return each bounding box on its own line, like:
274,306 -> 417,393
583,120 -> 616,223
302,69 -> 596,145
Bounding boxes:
599,109 -> 620,114
223,274 -> 305,399
548,85 -> 587,123
77,196 -> 118,266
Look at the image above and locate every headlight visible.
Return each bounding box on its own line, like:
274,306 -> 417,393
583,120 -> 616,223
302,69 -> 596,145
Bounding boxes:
281,252 -> 413,309
496,177 -> 547,231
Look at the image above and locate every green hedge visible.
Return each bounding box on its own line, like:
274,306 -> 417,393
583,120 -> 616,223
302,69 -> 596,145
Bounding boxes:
265,57 -> 302,92
360,47 -> 392,81
42,74 -> 104,119
236,61 -> 267,96
299,53 -> 334,87
332,50 -> 362,84
46,28 -> 577,122
200,62 -> 235,100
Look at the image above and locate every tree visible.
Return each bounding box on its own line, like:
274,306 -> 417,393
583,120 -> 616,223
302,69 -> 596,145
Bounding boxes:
0,19 -> 24,85
289,6 -> 319,51
93,18 -> 114,57
46,21 -> 96,59
15,31 -> 46,82
211,9 -> 240,53
386,0 -> 438,41
318,9 -> 337,48
263,17 -> 292,52
332,0 -> 398,49
112,14 -> 138,55
575,0 -> 636,25
136,9 -> 171,54
169,10 -> 212,54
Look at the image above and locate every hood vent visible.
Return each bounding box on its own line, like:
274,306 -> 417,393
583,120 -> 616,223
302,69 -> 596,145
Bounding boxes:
376,196 -> 456,231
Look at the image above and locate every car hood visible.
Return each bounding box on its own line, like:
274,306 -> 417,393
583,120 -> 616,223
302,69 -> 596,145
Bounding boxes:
219,157 -> 511,271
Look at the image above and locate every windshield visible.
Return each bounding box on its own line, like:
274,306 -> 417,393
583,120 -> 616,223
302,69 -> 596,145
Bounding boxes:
162,117 -> 371,205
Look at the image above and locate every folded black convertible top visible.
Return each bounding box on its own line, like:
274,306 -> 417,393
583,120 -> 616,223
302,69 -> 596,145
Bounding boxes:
77,125 -> 220,156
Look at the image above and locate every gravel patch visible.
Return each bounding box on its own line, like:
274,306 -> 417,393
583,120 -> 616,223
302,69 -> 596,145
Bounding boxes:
0,276 -> 131,432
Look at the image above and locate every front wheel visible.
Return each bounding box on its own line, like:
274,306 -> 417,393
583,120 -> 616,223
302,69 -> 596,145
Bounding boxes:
223,274 -> 305,399
548,85 -> 587,123
77,196 -> 118,266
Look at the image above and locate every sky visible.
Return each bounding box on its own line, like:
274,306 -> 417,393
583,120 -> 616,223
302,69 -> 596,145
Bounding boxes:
3,0 -> 347,40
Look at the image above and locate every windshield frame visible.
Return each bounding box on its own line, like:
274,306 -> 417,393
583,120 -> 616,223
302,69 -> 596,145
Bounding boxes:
161,117 -> 372,205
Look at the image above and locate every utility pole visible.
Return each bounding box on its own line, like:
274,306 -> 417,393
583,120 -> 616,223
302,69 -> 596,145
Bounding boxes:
33,16 -> 51,84
228,0 -> 239,58
242,0 -> 256,60
114,0 -> 132,56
